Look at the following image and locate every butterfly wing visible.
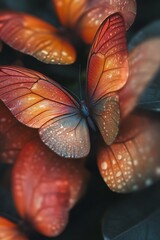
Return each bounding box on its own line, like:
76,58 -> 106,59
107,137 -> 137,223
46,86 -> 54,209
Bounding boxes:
0,12 -> 75,64
0,66 -> 90,158
0,217 -> 28,240
97,114 -> 160,193
87,13 -> 128,145
12,138 -> 88,237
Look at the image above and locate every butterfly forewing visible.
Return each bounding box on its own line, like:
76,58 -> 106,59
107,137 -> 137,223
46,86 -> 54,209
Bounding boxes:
0,217 -> 28,240
0,66 -> 90,158
87,13 -> 128,145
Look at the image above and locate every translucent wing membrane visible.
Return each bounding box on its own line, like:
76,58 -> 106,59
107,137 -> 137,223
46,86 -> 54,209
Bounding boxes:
87,13 -> 128,101
88,13 -> 128,145
0,217 -> 28,240
0,12 -> 76,64
97,114 -> 160,193
0,66 -> 90,158
40,115 -> 90,158
92,95 -> 120,145
12,138 -> 88,236
0,101 -> 36,164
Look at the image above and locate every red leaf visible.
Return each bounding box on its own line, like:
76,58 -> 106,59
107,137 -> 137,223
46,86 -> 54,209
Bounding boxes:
0,101 -> 37,164
12,138 -> 89,236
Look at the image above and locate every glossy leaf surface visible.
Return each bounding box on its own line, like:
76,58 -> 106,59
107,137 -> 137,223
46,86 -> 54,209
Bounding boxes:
103,183 -> 160,240
53,0 -> 136,43
129,20 -> 160,112
0,12 -> 76,64
97,114 -> 160,193
0,101 -> 36,164
0,217 -> 28,240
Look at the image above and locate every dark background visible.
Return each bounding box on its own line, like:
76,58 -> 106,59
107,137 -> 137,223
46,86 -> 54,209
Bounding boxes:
0,1 -> 160,240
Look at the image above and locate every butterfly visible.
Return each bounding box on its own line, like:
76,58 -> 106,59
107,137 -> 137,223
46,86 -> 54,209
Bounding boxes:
0,13 -> 128,158
0,1 -> 136,64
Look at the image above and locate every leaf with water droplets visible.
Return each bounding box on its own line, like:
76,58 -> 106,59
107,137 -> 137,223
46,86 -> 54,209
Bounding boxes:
0,12 -> 76,64
12,138 -> 88,237
52,0 -> 136,43
0,101 -> 37,164
97,113 -> 160,193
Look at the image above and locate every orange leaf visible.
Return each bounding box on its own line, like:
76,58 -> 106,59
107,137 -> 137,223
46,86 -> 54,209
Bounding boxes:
0,12 -> 76,64
53,0 -> 137,43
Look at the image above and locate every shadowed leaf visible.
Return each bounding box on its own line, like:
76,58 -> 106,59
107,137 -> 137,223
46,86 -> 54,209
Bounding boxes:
103,183 -> 160,240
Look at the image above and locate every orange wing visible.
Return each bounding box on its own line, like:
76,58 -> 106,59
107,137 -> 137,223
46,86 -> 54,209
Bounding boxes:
0,217 -> 28,240
0,66 -> 90,158
119,38 -> 160,120
97,114 -> 160,193
87,13 -> 128,145
12,138 -> 88,237
0,101 -> 37,164
52,0 -> 136,43
0,12 -> 75,64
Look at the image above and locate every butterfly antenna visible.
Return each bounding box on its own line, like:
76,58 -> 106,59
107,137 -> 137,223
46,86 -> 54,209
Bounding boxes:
78,64 -> 83,101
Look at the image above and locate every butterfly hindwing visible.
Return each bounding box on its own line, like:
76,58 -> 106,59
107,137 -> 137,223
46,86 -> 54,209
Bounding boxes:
0,66 -> 90,158
87,13 -> 128,145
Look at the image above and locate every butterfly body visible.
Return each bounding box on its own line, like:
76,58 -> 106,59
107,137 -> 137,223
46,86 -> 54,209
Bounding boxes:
80,100 -> 96,132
